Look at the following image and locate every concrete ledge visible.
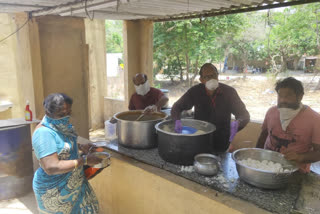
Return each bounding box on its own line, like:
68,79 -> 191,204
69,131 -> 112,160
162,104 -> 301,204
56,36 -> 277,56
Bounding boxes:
90,150 -> 271,214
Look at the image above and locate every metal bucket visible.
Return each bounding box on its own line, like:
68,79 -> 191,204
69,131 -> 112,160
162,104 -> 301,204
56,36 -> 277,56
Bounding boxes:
114,110 -> 167,149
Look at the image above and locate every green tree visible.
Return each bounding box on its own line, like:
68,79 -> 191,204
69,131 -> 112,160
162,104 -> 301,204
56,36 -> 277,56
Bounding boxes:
154,14 -> 246,86
105,20 -> 123,53
266,4 -> 320,74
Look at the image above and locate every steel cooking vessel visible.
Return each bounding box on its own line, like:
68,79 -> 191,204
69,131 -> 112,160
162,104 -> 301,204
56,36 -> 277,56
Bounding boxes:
232,148 -> 298,189
114,110 -> 167,149
194,153 -> 220,176
155,119 -> 216,165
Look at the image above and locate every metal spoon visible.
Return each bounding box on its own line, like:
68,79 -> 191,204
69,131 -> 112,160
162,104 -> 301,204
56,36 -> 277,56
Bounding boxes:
135,113 -> 146,121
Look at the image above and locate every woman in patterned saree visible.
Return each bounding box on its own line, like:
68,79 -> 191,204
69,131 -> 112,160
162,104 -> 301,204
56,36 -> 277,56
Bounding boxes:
32,93 -> 101,214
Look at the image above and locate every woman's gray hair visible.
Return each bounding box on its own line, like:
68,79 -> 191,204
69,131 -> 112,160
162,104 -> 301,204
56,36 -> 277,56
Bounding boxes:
43,93 -> 73,118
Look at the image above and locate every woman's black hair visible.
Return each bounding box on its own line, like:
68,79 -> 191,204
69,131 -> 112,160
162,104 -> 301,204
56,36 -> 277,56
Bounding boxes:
275,77 -> 304,96
43,93 -> 73,118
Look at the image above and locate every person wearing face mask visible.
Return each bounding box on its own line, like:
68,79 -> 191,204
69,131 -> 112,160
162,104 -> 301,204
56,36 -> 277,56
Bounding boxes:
171,63 -> 250,153
129,73 -> 169,113
32,93 -> 102,213
256,77 -> 320,173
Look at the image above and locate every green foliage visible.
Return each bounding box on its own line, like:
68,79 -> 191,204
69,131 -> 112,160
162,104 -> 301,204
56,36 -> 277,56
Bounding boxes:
105,20 -> 123,53
154,83 -> 161,89
104,3 -> 320,78
264,3 -> 320,72
154,15 -> 246,85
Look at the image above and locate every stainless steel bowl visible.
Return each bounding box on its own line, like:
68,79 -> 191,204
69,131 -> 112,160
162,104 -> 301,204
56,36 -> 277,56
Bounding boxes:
232,148 -> 298,189
91,151 -> 111,168
194,154 -> 220,176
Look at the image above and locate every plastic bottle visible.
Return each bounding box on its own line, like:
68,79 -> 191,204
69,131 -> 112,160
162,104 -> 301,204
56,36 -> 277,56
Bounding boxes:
25,100 -> 33,121
104,120 -> 116,141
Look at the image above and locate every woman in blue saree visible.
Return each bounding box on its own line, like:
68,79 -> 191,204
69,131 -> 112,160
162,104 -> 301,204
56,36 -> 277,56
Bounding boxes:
32,93 -> 101,214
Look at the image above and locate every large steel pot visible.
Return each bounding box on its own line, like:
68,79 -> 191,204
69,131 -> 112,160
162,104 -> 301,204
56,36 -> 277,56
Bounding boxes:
114,110 -> 167,149
232,148 -> 298,189
155,119 -> 216,165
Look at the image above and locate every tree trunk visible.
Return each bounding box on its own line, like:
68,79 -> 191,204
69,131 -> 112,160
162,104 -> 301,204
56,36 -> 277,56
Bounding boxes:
190,58 -> 199,86
293,57 -> 300,71
242,51 -> 248,79
176,53 -> 184,82
280,55 -> 288,73
185,53 -> 190,84
315,55 -> 320,90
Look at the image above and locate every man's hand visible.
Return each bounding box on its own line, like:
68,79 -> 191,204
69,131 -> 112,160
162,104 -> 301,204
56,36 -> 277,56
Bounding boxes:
229,120 -> 239,142
283,151 -> 304,163
143,105 -> 157,114
175,120 -> 182,133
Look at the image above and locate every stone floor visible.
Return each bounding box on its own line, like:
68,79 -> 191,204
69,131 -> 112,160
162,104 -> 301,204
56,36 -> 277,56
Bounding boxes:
0,191 -> 37,214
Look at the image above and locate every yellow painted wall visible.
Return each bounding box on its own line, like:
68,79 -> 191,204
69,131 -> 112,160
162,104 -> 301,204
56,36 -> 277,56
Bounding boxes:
0,13 -> 107,137
90,152 -> 270,214
35,16 -> 89,138
0,13 -> 35,120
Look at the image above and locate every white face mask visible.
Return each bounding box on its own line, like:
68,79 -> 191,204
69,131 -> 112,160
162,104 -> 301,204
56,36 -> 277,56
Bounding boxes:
135,80 -> 150,96
205,79 -> 219,91
278,104 -> 302,130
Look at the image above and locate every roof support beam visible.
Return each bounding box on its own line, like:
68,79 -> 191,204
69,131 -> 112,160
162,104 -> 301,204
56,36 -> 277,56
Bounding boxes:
0,3 -> 46,9
32,0 -> 131,16
152,0 -> 320,22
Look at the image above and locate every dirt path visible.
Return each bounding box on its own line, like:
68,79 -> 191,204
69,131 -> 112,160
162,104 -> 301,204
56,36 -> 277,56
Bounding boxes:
155,73 -> 320,121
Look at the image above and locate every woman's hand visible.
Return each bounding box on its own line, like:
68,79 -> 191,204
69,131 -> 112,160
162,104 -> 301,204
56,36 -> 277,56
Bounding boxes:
78,143 -> 96,154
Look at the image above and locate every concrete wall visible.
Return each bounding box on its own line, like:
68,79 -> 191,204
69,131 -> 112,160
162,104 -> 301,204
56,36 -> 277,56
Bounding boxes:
85,19 -> 107,129
0,13 -> 108,136
0,13 -> 36,120
104,98 -> 126,120
90,151 -> 270,214
123,20 -> 153,107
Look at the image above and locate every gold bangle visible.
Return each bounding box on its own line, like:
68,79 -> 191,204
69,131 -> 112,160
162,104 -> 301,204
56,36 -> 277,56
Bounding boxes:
74,160 -> 78,169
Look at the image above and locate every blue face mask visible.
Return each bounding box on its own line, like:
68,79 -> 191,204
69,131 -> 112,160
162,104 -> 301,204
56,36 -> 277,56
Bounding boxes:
55,115 -> 71,124
42,115 -> 77,137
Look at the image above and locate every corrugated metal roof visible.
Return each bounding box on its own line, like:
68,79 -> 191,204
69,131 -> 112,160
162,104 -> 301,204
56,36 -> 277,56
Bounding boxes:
0,0 -> 318,21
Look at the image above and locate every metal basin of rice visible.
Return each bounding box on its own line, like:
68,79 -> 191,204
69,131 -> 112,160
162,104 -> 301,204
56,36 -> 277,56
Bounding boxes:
232,148 -> 298,189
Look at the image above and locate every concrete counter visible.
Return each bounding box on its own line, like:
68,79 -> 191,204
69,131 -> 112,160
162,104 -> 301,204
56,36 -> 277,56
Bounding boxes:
89,139 -> 320,214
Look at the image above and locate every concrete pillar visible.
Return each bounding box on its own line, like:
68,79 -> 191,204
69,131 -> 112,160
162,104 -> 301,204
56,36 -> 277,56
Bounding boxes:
85,19 -> 107,129
123,20 -> 153,107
